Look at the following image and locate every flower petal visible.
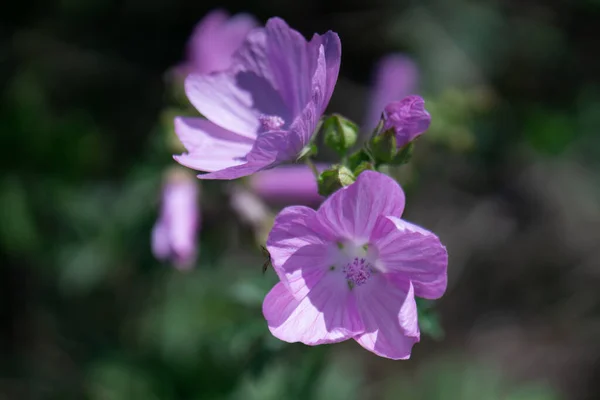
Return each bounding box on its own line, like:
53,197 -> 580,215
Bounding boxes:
308,31 -> 341,113
354,277 -> 419,360
193,129 -> 305,180
263,279 -> 364,345
266,18 -> 312,116
316,170 -> 406,243
173,117 -> 253,172
370,215 -> 448,299
185,28 -> 291,138
266,206 -> 333,298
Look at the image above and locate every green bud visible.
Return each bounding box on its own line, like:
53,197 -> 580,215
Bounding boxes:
347,148 -> 373,171
317,165 -> 356,197
369,129 -> 397,164
323,114 -> 359,156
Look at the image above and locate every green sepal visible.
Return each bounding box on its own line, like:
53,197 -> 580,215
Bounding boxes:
317,165 -> 356,197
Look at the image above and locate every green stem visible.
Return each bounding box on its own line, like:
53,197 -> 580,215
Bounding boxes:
305,158 -> 320,179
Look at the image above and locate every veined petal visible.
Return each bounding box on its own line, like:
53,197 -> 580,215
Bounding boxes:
354,277 -> 419,360
263,279 -> 364,345
308,31 -> 341,113
370,215 -> 448,299
194,160 -> 268,180
286,44 -> 327,147
266,18 -> 312,116
173,117 -> 252,172
185,29 -> 291,138
266,206 -> 334,298
316,170 -> 406,243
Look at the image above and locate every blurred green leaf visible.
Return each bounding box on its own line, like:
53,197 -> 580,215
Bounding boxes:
525,111 -> 575,155
87,359 -> 165,400
0,177 -> 40,255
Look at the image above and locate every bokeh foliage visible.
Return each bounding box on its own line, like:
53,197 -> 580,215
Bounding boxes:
2,0 -> 600,398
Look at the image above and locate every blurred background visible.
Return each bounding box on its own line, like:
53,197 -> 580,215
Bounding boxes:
2,0 -> 600,399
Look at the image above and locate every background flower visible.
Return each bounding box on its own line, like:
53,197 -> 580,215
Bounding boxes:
180,9 -> 258,75
249,164 -> 327,206
364,54 -> 419,132
152,168 -> 200,270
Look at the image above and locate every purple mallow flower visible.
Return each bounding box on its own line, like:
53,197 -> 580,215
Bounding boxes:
262,171 -> 447,359
181,9 -> 258,75
250,164 -> 327,206
152,169 -> 200,270
174,17 -> 341,180
383,95 -> 431,148
364,54 -> 419,131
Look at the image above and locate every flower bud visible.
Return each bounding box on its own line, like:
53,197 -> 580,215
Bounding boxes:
382,95 -> 431,148
323,114 -> 359,156
317,165 -> 356,197
369,129 -> 397,164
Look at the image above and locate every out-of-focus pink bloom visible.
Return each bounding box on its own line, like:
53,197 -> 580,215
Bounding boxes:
181,9 -> 258,75
383,95 -> 431,147
152,169 -> 199,270
174,17 -> 341,180
262,171 -> 447,359
364,55 -> 419,132
250,164 -> 327,206
229,186 -> 271,228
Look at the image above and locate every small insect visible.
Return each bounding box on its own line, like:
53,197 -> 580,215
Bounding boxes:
261,245 -> 272,274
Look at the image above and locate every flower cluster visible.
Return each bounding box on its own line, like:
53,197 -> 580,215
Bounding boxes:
154,11 -> 448,360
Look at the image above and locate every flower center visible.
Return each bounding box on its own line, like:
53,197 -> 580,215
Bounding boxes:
259,114 -> 285,131
343,257 -> 373,288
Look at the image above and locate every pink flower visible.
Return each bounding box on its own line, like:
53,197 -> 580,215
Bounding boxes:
262,171 -> 447,359
383,95 -> 431,147
249,164 -> 327,206
174,17 -> 341,180
151,170 -> 199,270
364,54 -> 419,131
182,9 -> 258,75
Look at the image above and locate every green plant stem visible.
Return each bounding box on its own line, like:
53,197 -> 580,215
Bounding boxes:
305,158 -> 320,179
